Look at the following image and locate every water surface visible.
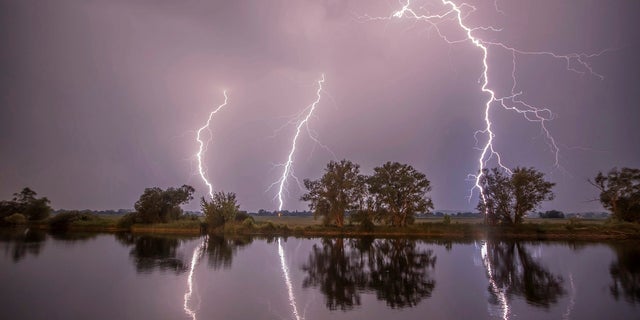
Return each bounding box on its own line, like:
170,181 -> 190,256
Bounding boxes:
1,229 -> 638,319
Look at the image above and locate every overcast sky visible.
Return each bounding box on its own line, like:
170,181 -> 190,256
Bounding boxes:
1,0 -> 638,213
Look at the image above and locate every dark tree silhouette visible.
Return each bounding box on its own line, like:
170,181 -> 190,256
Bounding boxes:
591,167 -> 640,222
0,228 -> 46,262
205,235 -> 252,270
609,243 -> 640,303
367,162 -> 433,227
116,234 -> 188,274
133,185 -> 195,224
302,238 -> 437,310
301,160 -> 366,227
484,241 -> 565,308
478,167 -> 555,224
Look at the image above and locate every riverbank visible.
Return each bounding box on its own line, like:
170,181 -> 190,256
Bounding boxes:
11,215 -> 640,240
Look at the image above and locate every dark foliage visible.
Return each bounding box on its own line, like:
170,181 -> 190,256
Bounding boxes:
132,185 -> 195,224
592,167 -> 640,222
0,187 -> 52,222
478,167 -> 555,225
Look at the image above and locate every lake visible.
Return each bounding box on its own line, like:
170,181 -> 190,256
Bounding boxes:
1,228 -> 638,319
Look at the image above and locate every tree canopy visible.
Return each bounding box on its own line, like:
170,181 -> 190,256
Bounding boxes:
478,167 -> 555,225
301,160 -> 433,227
301,159 -> 365,227
591,167 -> 640,222
201,191 -> 240,229
0,187 -> 52,222
368,161 -> 433,227
133,185 -> 195,223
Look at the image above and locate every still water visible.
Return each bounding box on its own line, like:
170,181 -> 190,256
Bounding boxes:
1,229 -> 638,320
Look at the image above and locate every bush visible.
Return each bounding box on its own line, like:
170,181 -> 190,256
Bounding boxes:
359,218 -> 375,232
181,213 -> 201,221
4,213 -> 27,225
241,217 -> 255,229
117,212 -> 140,229
235,211 -> 254,223
261,221 -> 276,232
49,211 -> 99,230
443,215 -> 452,225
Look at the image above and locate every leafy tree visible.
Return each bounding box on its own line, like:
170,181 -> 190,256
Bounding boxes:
133,185 -> 195,223
201,191 -> 240,229
591,167 -> 640,222
301,159 -> 366,227
539,210 -> 565,219
478,167 -> 555,225
368,162 -> 433,227
0,187 -> 52,221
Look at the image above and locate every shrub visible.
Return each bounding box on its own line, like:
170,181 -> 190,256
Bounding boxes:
4,213 -> 27,225
117,212 -> 140,229
242,217 -> 255,229
49,211 -> 99,230
443,215 -> 452,225
235,211 -> 254,223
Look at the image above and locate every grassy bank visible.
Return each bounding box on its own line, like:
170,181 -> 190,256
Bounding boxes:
15,215 -> 640,240
219,216 -> 640,240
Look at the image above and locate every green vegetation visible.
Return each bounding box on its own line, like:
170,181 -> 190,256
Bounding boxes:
1,166 -> 639,240
301,160 -> 433,228
133,185 -> 195,223
591,167 -> 640,223
539,210 -> 565,219
478,167 -> 554,225
0,187 -> 52,223
3,213 -> 27,225
49,210 -> 104,231
367,161 -> 433,226
301,159 -> 364,227
201,191 -> 240,229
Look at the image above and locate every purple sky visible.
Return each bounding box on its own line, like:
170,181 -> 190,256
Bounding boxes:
1,0 -> 638,213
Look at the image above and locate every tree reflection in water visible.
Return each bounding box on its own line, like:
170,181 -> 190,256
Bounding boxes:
0,228 -> 46,262
482,241 -> 565,315
115,234 -> 253,274
609,243 -> 640,303
302,238 -> 436,310
116,233 -> 189,274
205,235 -> 253,270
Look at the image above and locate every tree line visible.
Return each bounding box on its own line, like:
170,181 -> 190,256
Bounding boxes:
1,165 -> 638,228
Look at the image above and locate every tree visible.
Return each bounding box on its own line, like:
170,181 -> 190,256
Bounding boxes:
539,210 -> 565,219
301,159 -> 366,227
201,191 -> 240,229
591,167 -> 640,222
133,185 -> 195,223
0,187 -> 52,221
368,162 -> 433,227
478,167 -> 555,225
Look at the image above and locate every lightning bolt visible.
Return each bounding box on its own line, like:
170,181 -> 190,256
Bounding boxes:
184,237 -> 207,320
196,91 -> 230,199
480,241 -> 510,320
269,74 -> 326,212
367,0 -> 606,214
278,238 -> 302,320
